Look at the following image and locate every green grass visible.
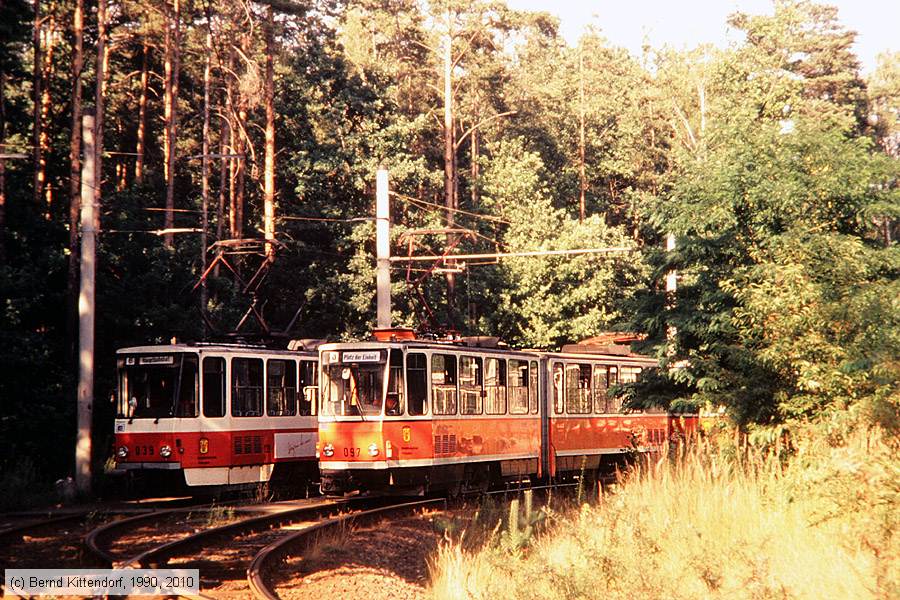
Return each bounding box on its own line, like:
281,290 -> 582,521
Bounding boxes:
429,427 -> 899,600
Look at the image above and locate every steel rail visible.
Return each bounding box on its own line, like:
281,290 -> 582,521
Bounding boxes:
1,503 -> 181,544
247,498 -> 447,600
84,503 -> 220,566
117,498 -> 354,569
0,513 -> 95,542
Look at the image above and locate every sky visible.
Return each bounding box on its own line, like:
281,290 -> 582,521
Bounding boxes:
505,0 -> 897,74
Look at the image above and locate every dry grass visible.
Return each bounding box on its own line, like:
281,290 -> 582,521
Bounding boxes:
302,518 -> 357,564
201,504 -> 236,528
429,427 -> 899,600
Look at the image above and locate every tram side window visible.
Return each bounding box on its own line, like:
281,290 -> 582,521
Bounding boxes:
299,360 -> 317,416
593,364 -> 608,414
485,358 -> 507,415
407,353 -> 428,416
386,350 -> 405,416
460,355 -> 483,415
565,364 -> 591,414
508,360 -> 529,415
607,366 -> 622,413
202,357 -> 226,418
529,361 -> 539,414
431,354 -> 458,415
232,358 -> 263,417
552,363 -> 564,415
621,366 -> 642,384
266,359 -> 297,416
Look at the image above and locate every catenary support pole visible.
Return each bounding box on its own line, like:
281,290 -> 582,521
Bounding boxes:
76,113 -> 95,495
376,168 -> 391,329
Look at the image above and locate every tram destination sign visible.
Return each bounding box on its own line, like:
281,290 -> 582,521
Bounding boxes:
341,351 -> 383,363
138,355 -> 175,365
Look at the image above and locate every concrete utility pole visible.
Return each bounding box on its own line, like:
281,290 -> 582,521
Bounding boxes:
76,113 -> 95,495
376,168 -> 391,329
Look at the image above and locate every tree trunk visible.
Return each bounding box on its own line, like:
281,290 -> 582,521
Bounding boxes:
0,70 -> 6,262
263,5 -> 276,261
164,0 -> 181,248
200,27 -> 211,325
163,4 -> 172,184
31,0 -> 44,206
134,43 -> 148,184
578,44 -> 586,223
69,0 -> 83,239
66,0 -> 84,366
116,159 -> 126,190
442,25 -> 455,219
470,126 -> 478,206
442,20 -> 457,316
234,108 -> 245,240
228,115 -> 236,238
227,48 -> 237,239
32,0 -> 42,205
218,113 -> 228,245
38,15 -> 55,211
94,0 -> 106,212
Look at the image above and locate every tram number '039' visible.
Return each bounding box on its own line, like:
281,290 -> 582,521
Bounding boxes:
134,445 -> 155,456
343,447 -> 361,458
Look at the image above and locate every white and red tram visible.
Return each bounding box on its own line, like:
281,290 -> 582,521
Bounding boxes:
316,332 -> 697,495
113,341 -> 320,488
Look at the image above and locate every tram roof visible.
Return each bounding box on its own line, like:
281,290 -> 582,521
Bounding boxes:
116,342 -> 319,357
319,340 -> 657,365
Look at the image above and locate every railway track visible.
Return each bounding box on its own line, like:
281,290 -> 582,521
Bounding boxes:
80,495 -> 446,598
0,495 -> 210,544
0,505 -> 175,573
247,498 -> 446,600
2,491 -> 548,598
81,496 -> 409,597
84,501 -> 247,566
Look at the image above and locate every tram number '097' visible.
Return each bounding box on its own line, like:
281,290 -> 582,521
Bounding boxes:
134,445 -> 155,456
343,447 -> 361,458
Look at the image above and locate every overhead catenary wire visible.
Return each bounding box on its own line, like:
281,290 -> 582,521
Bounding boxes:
391,246 -> 634,262
278,215 -> 374,223
391,191 -> 511,225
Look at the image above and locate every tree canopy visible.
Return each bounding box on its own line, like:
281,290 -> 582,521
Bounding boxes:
0,0 -> 897,486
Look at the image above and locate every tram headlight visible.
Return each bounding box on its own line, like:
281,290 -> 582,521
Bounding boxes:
323,443 -> 334,457
368,443 -> 379,457
159,445 -> 173,458
117,446 -> 129,459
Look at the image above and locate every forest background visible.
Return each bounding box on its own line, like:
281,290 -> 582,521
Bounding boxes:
0,0 -> 897,491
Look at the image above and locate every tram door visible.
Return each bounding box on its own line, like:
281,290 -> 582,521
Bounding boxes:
541,359 -> 564,479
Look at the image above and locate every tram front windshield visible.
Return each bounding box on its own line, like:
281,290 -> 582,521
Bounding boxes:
322,361 -> 385,417
117,353 -> 198,419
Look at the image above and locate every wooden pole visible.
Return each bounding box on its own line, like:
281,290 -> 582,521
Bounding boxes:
76,114 -> 96,495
